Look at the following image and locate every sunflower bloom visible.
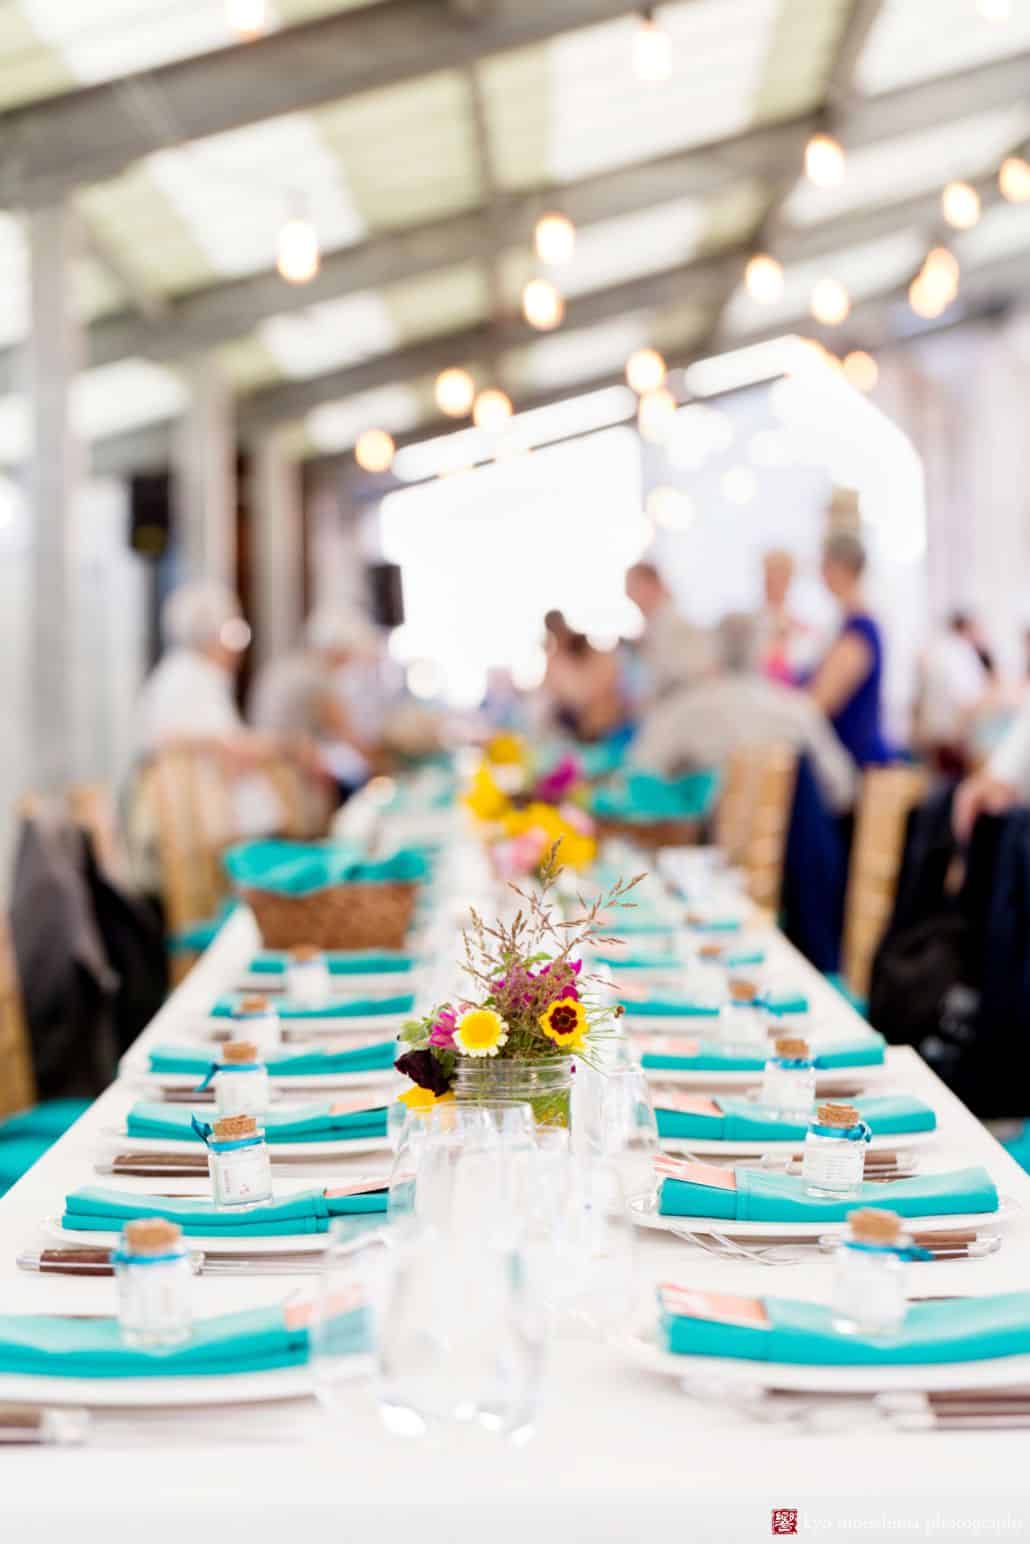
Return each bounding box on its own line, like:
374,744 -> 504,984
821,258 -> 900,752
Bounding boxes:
539,996 -> 588,1051
454,1007 -> 509,1058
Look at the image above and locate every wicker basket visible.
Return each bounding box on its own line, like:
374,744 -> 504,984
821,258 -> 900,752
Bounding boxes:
596,816 -> 701,851
242,881 -> 417,950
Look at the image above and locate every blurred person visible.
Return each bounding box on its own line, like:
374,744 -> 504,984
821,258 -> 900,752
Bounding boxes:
631,612 -> 856,812
916,612 -> 991,773
624,560 -> 715,702
541,610 -> 628,742
806,531 -> 891,767
955,693 -> 1030,840
757,548 -> 818,683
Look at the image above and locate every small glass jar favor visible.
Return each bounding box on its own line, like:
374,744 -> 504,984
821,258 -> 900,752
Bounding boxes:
727,973 -> 761,1005
213,1039 -> 270,1118
286,945 -> 333,1007
833,1207 -> 909,1338
114,1217 -> 193,1348
231,993 -> 280,1055
717,1002 -> 769,1050
759,1035 -> 816,1117
206,1114 -> 273,1208
802,1102 -> 871,1195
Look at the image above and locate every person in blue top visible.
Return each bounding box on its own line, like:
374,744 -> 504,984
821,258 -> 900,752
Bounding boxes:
807,531 -> 891,767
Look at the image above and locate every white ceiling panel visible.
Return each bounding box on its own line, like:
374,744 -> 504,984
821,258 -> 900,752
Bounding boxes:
306,384 -> 422,451
857,0 -> 1030,97
503,313 -> 654,393
259,292 -> 398,378
955,198 -> 1030,269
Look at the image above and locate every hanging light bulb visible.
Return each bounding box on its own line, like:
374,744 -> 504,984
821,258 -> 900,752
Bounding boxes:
1000,156 -> 1030,203
842,351 -> 879,392
941,180 -> 981,230
625,347 -> 667,395
908,275 -> 945,321
810,277 -> 850,326
633,10 -> 672,83
637,386 -> 677,443
277,208 -> 319,284
534,212 -> 576,266
744,253 -> 784,303
921,246 -> 960,309
805,132 -> 846,187
473,388 -> 513,433
354,429 -> 395,474
435,367 -> 476,418
521,277 -> 564,331
227,0 -> 267,37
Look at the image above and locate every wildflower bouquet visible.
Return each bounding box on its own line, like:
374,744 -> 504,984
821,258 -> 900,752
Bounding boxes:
464,749 -> 596,878
395,850 -> 641,1119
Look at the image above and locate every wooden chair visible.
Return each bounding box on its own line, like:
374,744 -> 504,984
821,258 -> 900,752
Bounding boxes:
67,782 -> 124,880
264,759 -> 334,840
0,913 -> 36,1119
713,746 -> 755,864
715,745 -> 798,913
842,765 -> 929,1001
147,748 -> 238,982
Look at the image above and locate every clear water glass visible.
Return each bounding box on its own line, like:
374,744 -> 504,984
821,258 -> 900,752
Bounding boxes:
311,1217 -> 381,1418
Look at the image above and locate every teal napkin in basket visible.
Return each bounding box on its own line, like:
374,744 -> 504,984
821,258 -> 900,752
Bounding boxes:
211,992 -> 413,1020
63,1185 -> 386,1235
126,1100 -> 388,1145
148,1041 -> 396,1078
641,1032 -> 886,1073
657,1164 -> 997,1221
661,1291 -> 1030,1367
0,1304 -> 368,1379
655,1093 -> 937,1144
248,951 -> 415,976
591,769 -> 718,822
223,839 -> 429,895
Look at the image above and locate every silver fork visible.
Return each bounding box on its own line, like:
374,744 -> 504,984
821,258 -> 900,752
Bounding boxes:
667,1224 -> 815,1265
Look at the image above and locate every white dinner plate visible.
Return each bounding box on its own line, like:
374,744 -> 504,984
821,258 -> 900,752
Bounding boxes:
657,1127 -> 929,1158
44,1217 -> 339,1256
201,1015 -> 406,1041
627,1190 -> 1014,1240
103,1127 -> 393,1161
639,1064 -> 886,1092
0,1359 -> 370,1409
131,1069 -> 394,1096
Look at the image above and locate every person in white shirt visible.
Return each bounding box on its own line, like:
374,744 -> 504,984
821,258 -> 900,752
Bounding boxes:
624,560 -> 715,703
916,614 -> 990,772
954,695 -> 1030,840
631,611 -> 857,813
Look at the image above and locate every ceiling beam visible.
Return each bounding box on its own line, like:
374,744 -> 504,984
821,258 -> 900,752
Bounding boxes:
825,0 -> 887,110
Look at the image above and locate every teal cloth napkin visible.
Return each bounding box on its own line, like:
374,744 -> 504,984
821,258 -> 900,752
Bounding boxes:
224,839 -> 429,895
147,1041 -> 396,1078
655,1093 -> 937,1144
657,1164 -> 998,1222
641,1032 -> 886,1073
591,769 -> 718,822
126,1100 -> 388,1145
63,1185 -> 386,1235
593,952 -> 682,971
248,951 -> 415,976
0,1304 -> 368,1379
211,992 -> 413,1020
622,998 -> 721,1018
661,1291 -> 1030,1367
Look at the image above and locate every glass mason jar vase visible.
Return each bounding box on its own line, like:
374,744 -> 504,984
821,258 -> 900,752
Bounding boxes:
453,1056 -> 574,1131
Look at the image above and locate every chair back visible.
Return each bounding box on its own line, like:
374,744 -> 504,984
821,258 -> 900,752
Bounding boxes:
715,745 -> 798,912
0,913 -> 35,1117
149,748 -> 236,942
264,760 -> 333,839
843,765 -> 929,999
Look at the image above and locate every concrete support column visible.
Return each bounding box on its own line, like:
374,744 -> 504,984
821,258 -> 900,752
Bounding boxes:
252,429 -> 304,668
173,357 -> 236,585
26,200 -> 84,793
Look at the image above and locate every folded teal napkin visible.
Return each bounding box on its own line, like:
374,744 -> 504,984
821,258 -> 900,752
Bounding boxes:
622,998 -> 721,1018
661,1291 -> 1030,1367
591,769 -> 718,822
63,1185 -> 386,1235
148,1041 -> 396,1078
722,949 -> 766,968
641,1032 -> 886,1073
224,839 -> 429,895
0,1304 -> 368,1379
593,952 -> 682,971
657,1164 -> 997,1222
126,1100 -> 388,1145
211,993 -> 413,1020
686,916 -> 743,934
756,992 -> 808,1016
248,951 -> 415,976
655,1093 -> 937,1144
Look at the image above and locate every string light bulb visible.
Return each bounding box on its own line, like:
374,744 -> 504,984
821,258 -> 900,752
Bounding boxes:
625,347 -> 667,394
811,277 -> 850,326
921,246 -> 960,309
534,212 -> 576,266
354,429 -> 395,474
745,253 -> 784,303
277,210 -> 319,284
1000,156 -> 1030,203
435,368 -> 476,418
227,0 -> 267,37
633,10 -> 672,83
908,275 -> 946,321
941,180 -> 981,230
843,351 -> 879,392
521,277 -> 564,331
473,388 -> 513,433
637,386 -> 677,443
804,132 -> 846,187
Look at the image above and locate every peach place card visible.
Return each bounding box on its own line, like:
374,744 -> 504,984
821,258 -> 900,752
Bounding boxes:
652,1092 -> 722,1116
653,1155 -> 738,1191
658,1283 -> 770,1330
632,1035 -> 700,1056
329,1096 -> 381,1116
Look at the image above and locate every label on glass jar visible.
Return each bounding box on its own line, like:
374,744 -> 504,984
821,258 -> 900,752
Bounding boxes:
212,1143 -> 272,1205
802,1134 -> 865,1191
118,1254 -> 193,1337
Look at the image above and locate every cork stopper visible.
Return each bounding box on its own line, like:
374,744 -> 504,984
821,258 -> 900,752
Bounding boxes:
222,1039 -> 259,1064
213,1114 -> 258,1142
817,1102 -> 860,1128
236,994 -> 270,1016
124,1218 -> 182,1254
774,1035 -> 810,1060
848,1207 -> 902,1245
699,942 -> 723,961
290,946 -> 321,963
728,977 -> 758,1002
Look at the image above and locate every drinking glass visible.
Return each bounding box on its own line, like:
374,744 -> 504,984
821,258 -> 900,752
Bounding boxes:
311,1216 -> 381,1418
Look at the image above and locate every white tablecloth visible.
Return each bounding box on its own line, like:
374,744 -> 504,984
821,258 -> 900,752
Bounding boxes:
4,910 -> 1030,1541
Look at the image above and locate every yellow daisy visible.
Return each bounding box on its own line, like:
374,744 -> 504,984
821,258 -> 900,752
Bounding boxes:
486,732 -> 526,766
464,765 -> 510,823
397,1086 -> 455,1113
539,997 -> 589,1051
454,1007 -> 509,1058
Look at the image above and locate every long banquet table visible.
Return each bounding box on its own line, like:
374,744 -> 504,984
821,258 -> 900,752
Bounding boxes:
5,906 -> 1030,1542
